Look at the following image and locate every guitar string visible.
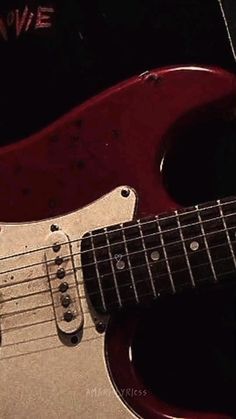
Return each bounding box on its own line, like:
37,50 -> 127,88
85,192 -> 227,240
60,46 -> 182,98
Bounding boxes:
0,224 -> 234,297
0,208 -> 232,277
0,219 -> 231,290
0,198 -> 234,264
2,212 -> 236,351
1,250 -> 235,330
1,265 -> 236,363
3,317 -> 58,333
1,296 -> 103,342
1,239 -> 234,308
0,255 -> 232,333
2,309 -> 98,334
0,208 -> 235,282
3,326 -> 98,349
1,213 -> 236,359
0,335 -> 104,362
1,208 -> 234,352
0,230 -> 235,328
2,318 -> 96,340
2,283 -> 78,305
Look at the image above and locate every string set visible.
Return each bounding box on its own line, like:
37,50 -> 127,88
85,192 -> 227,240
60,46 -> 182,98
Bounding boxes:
1,198 -> 236,360
1,262 -> 236,363
0,196 -> 234,265
0,203 -> 235,287
0,221 -> 235,311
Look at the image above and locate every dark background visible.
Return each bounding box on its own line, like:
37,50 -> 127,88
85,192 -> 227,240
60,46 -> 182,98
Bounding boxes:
0,0 -> 234,143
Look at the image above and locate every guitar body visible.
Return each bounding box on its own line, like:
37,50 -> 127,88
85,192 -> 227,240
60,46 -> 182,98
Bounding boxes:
1,65 -> 236,223
1,66 -> 236,418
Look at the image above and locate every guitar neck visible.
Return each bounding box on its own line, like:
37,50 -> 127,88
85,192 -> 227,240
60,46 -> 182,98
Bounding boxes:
82,197 -> 236,314
219,0 -> 236,61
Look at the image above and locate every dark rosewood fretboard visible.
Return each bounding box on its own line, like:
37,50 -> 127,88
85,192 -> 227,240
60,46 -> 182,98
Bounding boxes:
81,197 -> 236,314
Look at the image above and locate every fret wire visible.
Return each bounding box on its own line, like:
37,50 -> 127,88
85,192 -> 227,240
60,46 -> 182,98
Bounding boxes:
89,222 -> 236,271
94,265 -> 236,313
175,210 -> 195,287
84,236 -> 232,280
86,246 -> 226,284
83,210 -> 236,265
104,228 -> 122,308
195,205 -> 217,281
137,220 -> 157,298
89,232 -> 107,311
217,199 -> 236,269
120,223 -> 139,303
155,215 -> 176,293
86,251 -> 235,297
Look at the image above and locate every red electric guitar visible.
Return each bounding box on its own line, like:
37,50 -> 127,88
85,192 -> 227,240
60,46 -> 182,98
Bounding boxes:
1,65 -> 236,419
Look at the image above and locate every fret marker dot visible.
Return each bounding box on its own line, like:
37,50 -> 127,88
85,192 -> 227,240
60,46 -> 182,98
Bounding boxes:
116,260 -> 125,270
190,241 -> 199,251
150,251 -> 160,261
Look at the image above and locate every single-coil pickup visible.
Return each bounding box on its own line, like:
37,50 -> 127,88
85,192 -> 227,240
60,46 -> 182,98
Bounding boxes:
45,231 -> 83,335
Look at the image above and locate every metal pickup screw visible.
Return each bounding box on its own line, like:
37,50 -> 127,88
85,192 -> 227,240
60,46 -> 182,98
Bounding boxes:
64,311 -> 73,322
59,282 -> 69,293
55,256 -> 63,265
61,295 -> 71,308
53,243 -> 61,252
57,268 -> 65,279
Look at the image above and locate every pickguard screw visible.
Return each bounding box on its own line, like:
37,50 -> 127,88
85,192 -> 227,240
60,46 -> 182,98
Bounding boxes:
61,295 -> 71,308
96,321 -> 106,334
64,311 -> 73,322
51,224 -> 59,232
121,188 -> 130,198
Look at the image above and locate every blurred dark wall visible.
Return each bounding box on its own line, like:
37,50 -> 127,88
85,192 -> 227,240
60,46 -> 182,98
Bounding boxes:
0,0 -> 234,143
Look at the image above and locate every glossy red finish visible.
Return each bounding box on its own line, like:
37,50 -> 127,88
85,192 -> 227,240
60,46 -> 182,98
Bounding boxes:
0,66 -> 235,223
2,66 -> 236,417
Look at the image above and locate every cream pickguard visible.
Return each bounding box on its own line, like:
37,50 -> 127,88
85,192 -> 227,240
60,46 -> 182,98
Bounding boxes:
0,187 -> 137,419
